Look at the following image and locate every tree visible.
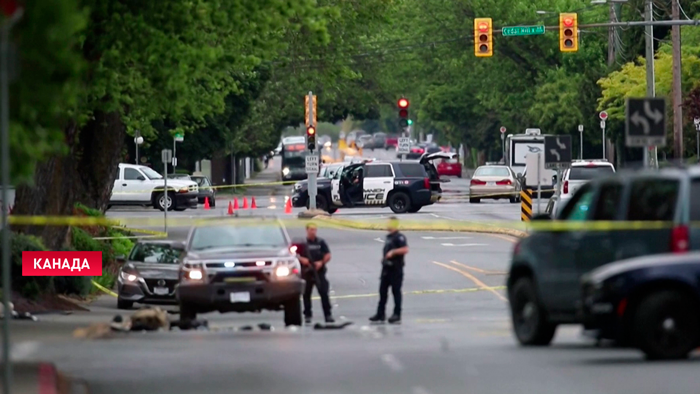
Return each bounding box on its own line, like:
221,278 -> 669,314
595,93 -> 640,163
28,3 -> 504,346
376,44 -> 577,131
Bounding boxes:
13,0 -> 326,249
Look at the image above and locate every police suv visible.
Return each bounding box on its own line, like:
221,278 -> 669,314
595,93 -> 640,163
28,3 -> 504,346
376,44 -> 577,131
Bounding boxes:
291,152 -> 454,214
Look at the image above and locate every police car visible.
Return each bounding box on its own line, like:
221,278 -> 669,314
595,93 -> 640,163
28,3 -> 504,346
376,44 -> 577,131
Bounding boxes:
291,152 -> 454,214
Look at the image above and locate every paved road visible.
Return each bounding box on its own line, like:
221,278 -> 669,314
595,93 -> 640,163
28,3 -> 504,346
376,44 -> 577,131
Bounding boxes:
11,226 -> 700,394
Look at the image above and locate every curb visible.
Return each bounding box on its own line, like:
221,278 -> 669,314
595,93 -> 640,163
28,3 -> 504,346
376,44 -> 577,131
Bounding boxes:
311,216 -> 528,238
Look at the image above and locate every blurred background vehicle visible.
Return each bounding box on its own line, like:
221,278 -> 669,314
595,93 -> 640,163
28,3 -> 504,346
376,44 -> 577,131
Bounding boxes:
405,142 -> 440,160
385,134 -> 399,149
552,160 -> 616,214
469,165 -> 520,203
371,132 -> 387,150
436,155 -> 462,178
356,134 -> 373,149
190,174 -> 216,207
318,135 -> 332,149
346,130 -> 365,148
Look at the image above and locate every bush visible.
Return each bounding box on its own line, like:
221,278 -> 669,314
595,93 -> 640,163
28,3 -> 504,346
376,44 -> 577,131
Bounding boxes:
74,202 -> 102,217
0,233 -> 51,299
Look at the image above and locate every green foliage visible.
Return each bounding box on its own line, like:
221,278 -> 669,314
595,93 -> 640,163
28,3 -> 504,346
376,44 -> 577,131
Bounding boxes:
110,234 -> 134,259
0,233 -> 50,299
74,202 -> 102,217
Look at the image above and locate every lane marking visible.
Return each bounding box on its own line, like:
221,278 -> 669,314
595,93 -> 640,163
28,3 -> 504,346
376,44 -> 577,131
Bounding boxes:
450,260 -> 507,275
440,243 -> 488,247
310,286 -> 506,301
374,238 -> 384,243
381,353 -> 404,372
431,261 -> 508,302
421,236 -> 472,240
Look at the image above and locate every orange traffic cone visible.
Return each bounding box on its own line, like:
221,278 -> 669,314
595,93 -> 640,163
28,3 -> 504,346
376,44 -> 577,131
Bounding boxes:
250,196 -> 257,209
284,197 -> 292,214
233,197 -> 239,210
227,201 -> 234,215
204,197 -> 210,210
242,197 -> 248,209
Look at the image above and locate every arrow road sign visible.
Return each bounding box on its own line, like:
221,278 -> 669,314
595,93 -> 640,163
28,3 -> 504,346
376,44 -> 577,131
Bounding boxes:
625,98 -> 666,147
544,135 -> 572,169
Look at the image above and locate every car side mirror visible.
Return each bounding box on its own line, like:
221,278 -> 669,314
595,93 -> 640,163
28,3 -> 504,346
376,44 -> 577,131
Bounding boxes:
137,176 -> 145,181
116,255 -> 126,263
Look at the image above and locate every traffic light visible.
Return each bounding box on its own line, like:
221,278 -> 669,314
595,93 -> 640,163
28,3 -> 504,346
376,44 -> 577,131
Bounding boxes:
307,125 -> 316,150
474,18 -> 493,57
398,98 -> 409,128
559,13 -> 578,52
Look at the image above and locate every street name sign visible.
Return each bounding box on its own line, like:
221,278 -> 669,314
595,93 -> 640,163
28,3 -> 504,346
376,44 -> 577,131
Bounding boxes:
544,135 -> 572,169
502,25 -> 545,37
397,137 -> 411,154
305,155 -> 319,174
625,98 -> 666,147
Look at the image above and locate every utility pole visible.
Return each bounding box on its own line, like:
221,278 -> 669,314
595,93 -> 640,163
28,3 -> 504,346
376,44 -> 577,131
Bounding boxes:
608,2 -> 616,66
644,0 -> 656,168
671,0 -> 683,160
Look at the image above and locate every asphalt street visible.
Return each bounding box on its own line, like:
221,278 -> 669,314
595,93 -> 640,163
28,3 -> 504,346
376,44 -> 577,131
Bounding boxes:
10,225 -> 700,394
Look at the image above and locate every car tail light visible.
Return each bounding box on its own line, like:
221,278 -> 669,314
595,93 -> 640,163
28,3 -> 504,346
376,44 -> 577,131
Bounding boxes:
563,180 -> 568,194
470,179 -> 486,185
616,298 -> 628,317
424,178 -> 430,189
670,225 -> 689,253
496,179 -> 512,185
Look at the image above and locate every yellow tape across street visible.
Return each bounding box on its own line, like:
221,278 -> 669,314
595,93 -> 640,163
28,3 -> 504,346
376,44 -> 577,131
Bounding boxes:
112,180 -> 298,194
91,280 -> 118,297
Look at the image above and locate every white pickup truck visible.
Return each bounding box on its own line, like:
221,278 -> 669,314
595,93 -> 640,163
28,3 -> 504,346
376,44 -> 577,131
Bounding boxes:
108,163 -> 199,211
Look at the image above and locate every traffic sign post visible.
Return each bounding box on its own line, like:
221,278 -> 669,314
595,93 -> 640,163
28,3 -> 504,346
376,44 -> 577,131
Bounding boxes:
544,135 -> 572,169
305,155 -> 319,174
578,124 -> 584,159
161,149 -> 173,234
502,25 -> 545,36
625,98 -> 666,147
500,126 -> 507,161
397,137 -> 410,160
173,133 -> 183,168
599,111 -> 608,160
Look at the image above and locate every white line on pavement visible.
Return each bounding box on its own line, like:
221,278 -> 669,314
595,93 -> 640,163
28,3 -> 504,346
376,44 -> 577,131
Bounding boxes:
421,236 -> 472,240
440,243 -> 489,247
381,353 -> 404,372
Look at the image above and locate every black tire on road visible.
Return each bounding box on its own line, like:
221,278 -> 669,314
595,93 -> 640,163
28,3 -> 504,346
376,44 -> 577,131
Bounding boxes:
407,206 -> 422,213
154,192 -> 175,211
388,192 -> 411,214
510,196 -> 518,203
316,194 -> 329,212
117,298 -> 133,310
469,197 -> 480,204
509,277 -> 557,346
284,296 -> 303,326
179,303 -> 197,323
210,198 -> 216,207
328,207 -> 338,214
632,290 -> 700,360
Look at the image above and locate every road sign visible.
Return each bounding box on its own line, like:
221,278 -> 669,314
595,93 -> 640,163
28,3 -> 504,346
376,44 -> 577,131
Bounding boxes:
161,149 -> 172,164
174,133 -> 184,142
397,137 -> 411,154
305,155 -> 319,174
578,124 -> 583,132
544,135 -> 572,169
625,98 -> 666,147
502,25 -> 545,36
599,111 -> 608,120
500,126 -> 506,134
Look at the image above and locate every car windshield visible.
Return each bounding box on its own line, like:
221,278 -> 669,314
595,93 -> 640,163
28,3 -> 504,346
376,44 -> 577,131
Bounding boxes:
140,167 -> 163,180
129,243 -> 180,264
190,176 -> 208,186
568,165 -> 615,180
474,167 -> 510,177
190,224 -> 288,251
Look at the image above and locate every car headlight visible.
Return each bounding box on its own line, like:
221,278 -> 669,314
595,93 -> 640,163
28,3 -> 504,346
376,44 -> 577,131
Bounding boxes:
178,187 -> 189,193
276,266 -> 291,277
181,262 -> 205,282
282,167 -> 290,175
188,270 -> 203,280
275,259 -> 300,277
120,271 -> 138,282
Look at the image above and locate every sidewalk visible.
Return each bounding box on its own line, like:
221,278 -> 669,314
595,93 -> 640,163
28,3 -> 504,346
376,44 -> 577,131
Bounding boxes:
3,362 -> 88,394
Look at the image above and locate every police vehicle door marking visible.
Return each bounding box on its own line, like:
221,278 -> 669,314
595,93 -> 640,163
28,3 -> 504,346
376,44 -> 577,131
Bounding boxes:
331,178 -> 342,205
362,164 -> 394,205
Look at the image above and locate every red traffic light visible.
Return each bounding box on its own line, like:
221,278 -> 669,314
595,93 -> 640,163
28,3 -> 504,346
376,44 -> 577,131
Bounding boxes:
478,22 -> 489,32
563,17 -> 573,26
398,98 -> 409,108
399,109 -> 408,118
307,126 -> 315,135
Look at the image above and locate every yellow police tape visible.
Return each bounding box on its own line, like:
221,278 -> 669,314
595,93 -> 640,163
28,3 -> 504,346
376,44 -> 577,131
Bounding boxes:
110,179 -> 298,194
91,280 -> 118,297
7,214 -> 698,237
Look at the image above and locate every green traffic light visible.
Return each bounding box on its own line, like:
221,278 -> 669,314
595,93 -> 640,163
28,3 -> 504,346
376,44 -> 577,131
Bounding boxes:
407,119 -> 413,125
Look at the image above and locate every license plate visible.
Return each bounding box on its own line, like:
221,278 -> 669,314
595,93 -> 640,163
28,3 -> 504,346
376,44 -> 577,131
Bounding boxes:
230,292 -> 250,303
153,286 -> 169,295
486,182 -> 496,186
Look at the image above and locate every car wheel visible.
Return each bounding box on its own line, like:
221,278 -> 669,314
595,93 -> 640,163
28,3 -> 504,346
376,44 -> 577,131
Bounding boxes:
315,195 -> 329,212
117,298 -> 133,310
388,192 -> 411,214
509,277 -> 557,346
174,206 -> 187,211
328,207 -> 338,214
179,303 -> 197,323
510,196 -> 518,203
457,174 -> 462,178
407,206 -> 421,213
632,290 -> 700,360
210,198 -> 216,207
155,192 -> 174,211
283,296 -> 302,326
469,197 -> 480,203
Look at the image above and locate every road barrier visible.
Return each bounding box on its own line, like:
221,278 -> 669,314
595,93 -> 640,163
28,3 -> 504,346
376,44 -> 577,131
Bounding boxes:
520,189 -> 533,221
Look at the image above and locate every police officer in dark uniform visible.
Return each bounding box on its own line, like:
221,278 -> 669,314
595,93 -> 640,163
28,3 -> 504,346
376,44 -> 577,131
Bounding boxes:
297,223 -> 335,324
369,217 -> 409,324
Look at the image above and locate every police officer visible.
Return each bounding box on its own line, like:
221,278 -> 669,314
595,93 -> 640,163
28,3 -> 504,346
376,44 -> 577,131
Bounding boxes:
369,216 -> 408,324
297,223 -> 335,324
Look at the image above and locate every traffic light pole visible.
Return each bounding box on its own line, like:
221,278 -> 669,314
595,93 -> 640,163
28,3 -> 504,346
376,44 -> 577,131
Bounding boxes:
307,91 -> 317,211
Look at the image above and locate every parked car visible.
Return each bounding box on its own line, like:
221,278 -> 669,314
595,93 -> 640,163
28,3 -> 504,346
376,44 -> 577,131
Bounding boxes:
190,175 -> 216,207
552,160 -> 616,214
176,216 -> 304,326
356,135 -> 374,149
405,143 -> 440,160
109,163 -> 199,211
436,155 -> 462,178
385,134 -> 399,149
581,252 -> 700,360
507,166 -> 700,347
116,240 -> 185,309
371,132 -> 387,150
469,165 -> 520,203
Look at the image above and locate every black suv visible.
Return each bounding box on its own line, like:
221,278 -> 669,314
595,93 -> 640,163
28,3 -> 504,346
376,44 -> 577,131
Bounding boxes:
507,167 -> 700,345
176,217 -> 304,326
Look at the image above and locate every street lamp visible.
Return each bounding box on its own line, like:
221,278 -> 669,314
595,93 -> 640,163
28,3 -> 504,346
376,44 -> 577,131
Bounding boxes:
134,130 -> 144,164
